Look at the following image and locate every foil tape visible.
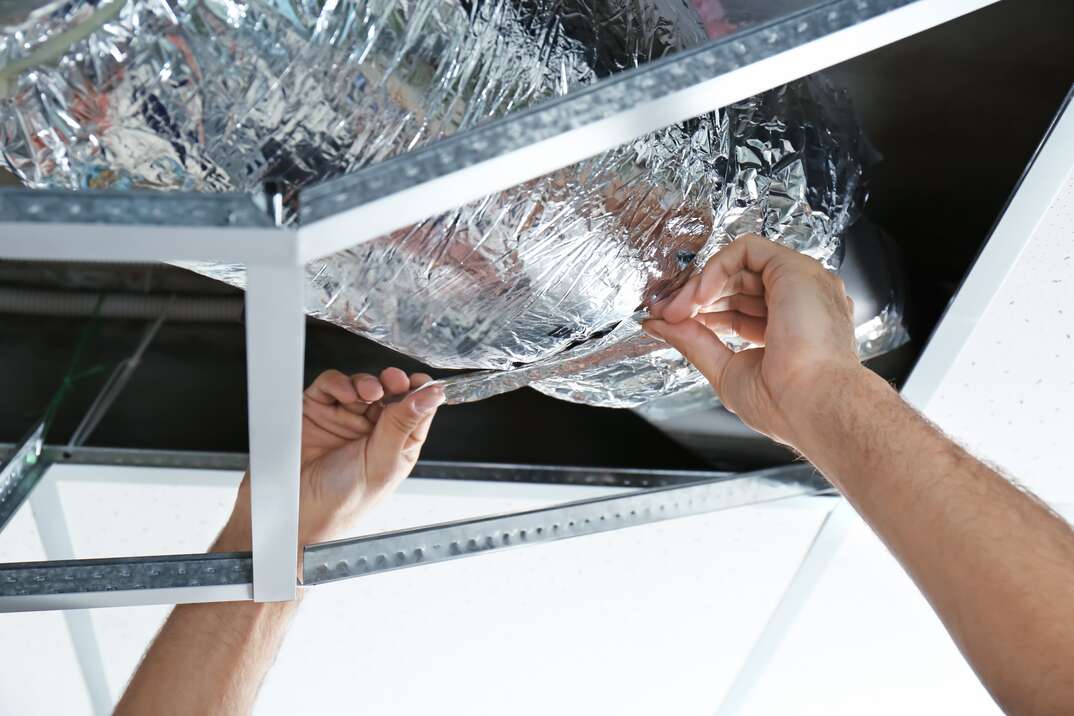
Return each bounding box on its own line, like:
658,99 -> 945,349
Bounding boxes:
1,0 -> 898,408
436,292 -> 909,410
631,293 -> 909,421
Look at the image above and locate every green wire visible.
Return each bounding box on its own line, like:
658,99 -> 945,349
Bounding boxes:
40,295 -> 107,434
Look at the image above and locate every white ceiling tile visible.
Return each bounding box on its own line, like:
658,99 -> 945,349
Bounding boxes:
255,499 -> 830,716
0,487 -> 47,563
69,473 -> 655,705
29,469 -> 827,716
53,465 -> 241,559
925,172 -> 1074,502
735,512 -> 1002,716
0,609 -> 94,714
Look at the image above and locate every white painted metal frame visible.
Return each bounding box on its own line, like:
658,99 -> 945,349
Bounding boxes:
0,219 -> 305,603
0,0 -> 1001,613
0,584 -> 254,613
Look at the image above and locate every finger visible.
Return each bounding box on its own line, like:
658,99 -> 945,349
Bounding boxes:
368,385 -> 445,472
719,270 -> 765,298
695,311 -> 768,345
302,397 -> 374,438
665,235 -> 795,323
351,373 -> 384,403
408,411 -> 436,449
305,369 -> 360,405
649,295 -> 673,319
380,367 -> 410,396
660,274 -> 701,320
410,373 -> 433,389
706,293 -> 767,318
404,375 -> 437,447
697,235 -> 785,305
650,276 -> 697,318
655,270 -> 763,319
644,318 -> 733,393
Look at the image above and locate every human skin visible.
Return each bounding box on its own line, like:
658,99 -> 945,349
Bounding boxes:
645,234 -> 1074,716
114,368 -> 444,716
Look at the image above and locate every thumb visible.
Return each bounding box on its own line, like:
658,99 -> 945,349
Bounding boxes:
645,318 -> 733,396
369,384 -> 444,471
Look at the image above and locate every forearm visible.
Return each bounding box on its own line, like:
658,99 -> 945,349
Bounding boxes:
791,368 -> 1074,714
115,509 -> 299,716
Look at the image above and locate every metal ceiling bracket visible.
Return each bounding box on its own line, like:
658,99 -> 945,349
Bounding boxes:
0,444 -> 735,488
0,0 -> 1001,614
296,0 -> 1002,263
0,463 -> 830,611
0,419 -> 47,532
303,463 -> 832,586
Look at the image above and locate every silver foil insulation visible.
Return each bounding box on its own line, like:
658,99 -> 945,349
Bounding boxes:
1,0 -> 905,408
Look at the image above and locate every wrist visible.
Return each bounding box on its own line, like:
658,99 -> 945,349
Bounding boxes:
777,361 -> 886,452
211,513 -> 251,553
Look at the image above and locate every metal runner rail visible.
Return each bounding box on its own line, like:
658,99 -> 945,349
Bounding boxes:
0,0 -> 996,608
303,463 -> 831,585
0,444 -> 735,488
0,463 -> 831,611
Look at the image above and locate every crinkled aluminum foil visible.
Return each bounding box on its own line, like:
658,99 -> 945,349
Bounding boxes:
853,300 -> 909,362
1,0 -> 896,408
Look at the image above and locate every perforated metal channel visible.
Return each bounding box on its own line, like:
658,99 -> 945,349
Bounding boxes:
300,0 -> 914,223
0,186 -> 273,227
303,464 -> 830,585
0,445 -> 730,487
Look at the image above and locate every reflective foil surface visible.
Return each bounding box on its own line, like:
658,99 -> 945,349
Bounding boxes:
1,0 -> 903,407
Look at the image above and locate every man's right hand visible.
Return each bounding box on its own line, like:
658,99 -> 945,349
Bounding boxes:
644,234 -> 862,446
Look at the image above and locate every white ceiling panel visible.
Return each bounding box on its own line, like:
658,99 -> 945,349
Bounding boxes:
18,466 -> 829,713
257,499 -> 829,716
58,471 -> 666,704
921,173 -> 1074,501
0,491 -> 94,714
55,468 -> 241,559
0,487 -> 46,563
731,511 -> 1003,716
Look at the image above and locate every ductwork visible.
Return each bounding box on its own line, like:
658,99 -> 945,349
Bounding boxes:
1,0 -> 906,408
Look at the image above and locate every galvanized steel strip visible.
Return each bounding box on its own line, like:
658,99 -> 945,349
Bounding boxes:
300,0 -> 912,224
0,553 -> 252,597
0,464 -> 828,597
0,420 -> 47,532
0,445 -> 734,487
303,464 -> 832,585
0,186 -> 274,228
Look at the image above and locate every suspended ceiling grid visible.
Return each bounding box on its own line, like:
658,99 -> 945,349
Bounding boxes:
7,475 -> 1074,714
1,1 -> 1073,714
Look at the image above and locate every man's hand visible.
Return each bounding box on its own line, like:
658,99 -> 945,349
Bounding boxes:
297,367 -> 443,544
117,368 -> 443,716
644,234 -> 860,445
221,368 -> 444,551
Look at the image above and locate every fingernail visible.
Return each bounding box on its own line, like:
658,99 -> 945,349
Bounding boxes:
412,385 -> 445,413
643,320 -> 664,340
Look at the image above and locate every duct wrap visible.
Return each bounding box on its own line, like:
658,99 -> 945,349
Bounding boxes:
1,0 -> 906,407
